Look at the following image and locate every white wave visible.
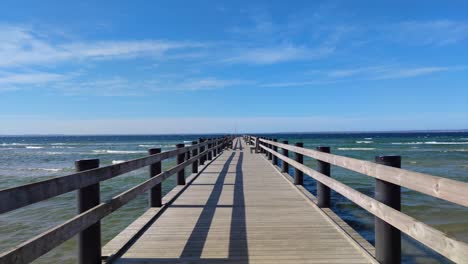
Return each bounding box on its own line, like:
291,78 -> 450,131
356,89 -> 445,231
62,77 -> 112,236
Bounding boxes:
356,141 -> 373,144
52,146 -> 75,149
139,144 -> 175,148
183,140 -> 192,143
1,143 -> 30,146
24,168 -> 62,172
338,148 -> 376,151
424,141 -> 468,145
45,151 -> 66,155
392,141 -> 468,145
112,160 -> 125,164
26,146 -> 44,149
93,150 -> 146,154
364,138 -> 373,140
138,144 -> 155,148
391,142 -> 424,145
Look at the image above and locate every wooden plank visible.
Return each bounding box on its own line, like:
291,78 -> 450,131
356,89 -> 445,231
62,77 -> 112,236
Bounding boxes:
111,138 -> 372,264
102,150 -> 224,261
0,145 -> 220,264
260,144 -> 468,263
0,139 -> 220,214
259,138 -> 468,208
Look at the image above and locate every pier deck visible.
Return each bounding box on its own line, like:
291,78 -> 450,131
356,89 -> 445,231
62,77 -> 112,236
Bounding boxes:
105,138 -> 373,263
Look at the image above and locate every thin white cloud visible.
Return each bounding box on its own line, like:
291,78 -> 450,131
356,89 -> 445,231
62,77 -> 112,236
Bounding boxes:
0,72 -> 65,84
0,71 -> 70,92
153,78 -> 249,91
327,65 -> 464,80
46,76 -> 248,96
0,25 -> 204,68
224,45 -> 334,64
386,20 -> 468,46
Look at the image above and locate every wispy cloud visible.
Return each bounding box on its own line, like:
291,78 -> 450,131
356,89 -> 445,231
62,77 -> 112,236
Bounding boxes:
0,25 -> 204,68
0,71 -> 70,91
46,76 -> 248,96
385,20 -> 468,46
327,65 -> 463,80
152,78 -> 249,91
224,45 -> 334,64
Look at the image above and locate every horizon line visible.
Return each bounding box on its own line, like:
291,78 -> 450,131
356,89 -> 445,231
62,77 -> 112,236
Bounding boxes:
1,129 -> 467,137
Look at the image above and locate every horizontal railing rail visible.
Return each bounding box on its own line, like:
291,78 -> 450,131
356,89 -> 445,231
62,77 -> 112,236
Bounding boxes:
261,138 -> 468,207
0,139 -> 217,214
248,135 -> 468,263
0,136 -> 232,264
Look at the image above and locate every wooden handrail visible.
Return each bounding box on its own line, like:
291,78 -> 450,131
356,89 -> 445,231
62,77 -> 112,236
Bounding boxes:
259,137 -> 468,207
0,144 -> 221,264
0,138 -> 219,214
254,138 -> 468,263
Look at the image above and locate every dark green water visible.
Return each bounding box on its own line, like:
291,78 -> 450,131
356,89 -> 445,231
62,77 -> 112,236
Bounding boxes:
0,132 -> 467,263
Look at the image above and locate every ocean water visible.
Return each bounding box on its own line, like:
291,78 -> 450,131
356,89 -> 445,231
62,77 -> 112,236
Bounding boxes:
0,132 -> 467,263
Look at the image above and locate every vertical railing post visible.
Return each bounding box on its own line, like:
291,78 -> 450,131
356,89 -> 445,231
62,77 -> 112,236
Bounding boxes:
317,146 -> 331,208
192,141 -> 198,173
213,139 -> 217,157
148,148 -> 162,207
199,138 -> 205,165
375,155 -> 401,264
272,139 -> 278,165
294,142 -> 304,185
207,139 -> 213,160
255,137 -> 260,153
281,140 -> 289,174
75,159 -> 101,264
176,143 -> 185,185
267,139 -> 272,160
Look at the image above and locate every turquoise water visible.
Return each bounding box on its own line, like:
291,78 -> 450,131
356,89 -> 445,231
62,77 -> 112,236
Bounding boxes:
0,133 -> 467,263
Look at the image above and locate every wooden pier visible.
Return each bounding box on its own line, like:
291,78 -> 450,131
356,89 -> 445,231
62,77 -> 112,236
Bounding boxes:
1,136 -> 468,264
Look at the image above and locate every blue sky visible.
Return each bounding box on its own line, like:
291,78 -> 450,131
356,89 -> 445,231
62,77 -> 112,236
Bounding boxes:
0,0 -> 467,134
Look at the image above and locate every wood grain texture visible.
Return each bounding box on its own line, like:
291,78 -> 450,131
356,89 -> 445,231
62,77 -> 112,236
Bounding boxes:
259,138 -> 468,208
0,139 -> 221,214
259,143 -> 468,263
0,143 -> 222,264
110,138 -> 373,264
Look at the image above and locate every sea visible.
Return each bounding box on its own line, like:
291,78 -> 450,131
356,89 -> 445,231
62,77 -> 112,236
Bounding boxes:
0,132 -> 467,263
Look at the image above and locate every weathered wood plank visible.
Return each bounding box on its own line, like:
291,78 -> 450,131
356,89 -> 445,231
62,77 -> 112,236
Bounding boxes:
111,138 -> 373,264
0,139 -> 220,214
0,144 -> 221,264
260,138 -> 468,208
260,144 -> 468,263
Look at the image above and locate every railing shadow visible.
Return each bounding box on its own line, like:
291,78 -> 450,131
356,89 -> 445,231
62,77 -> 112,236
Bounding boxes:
115,140 -> 249,263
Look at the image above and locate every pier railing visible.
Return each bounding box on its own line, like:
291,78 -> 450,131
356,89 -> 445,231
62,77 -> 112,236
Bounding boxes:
246,135 -> 468,263
0,136 -> 232,264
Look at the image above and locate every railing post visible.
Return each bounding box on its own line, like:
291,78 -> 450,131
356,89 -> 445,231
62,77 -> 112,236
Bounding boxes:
176,143 -> 186,185
148,148 -> 162,207
281,140 -> 289,174
294,142 -> 304,185
192,141 -> 198,173
199,138 -> 205,165
207,139 -> 213,160
272,139 -> 278,165
255,137 -> 260,153
213,139 -> 217,157
267,139 -> 273,160
317,146 -> 331,208
375,155 -> 401,264
75,159 -> 101,264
